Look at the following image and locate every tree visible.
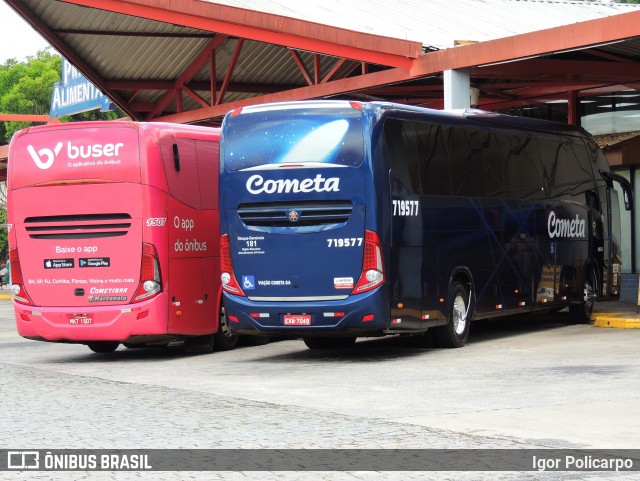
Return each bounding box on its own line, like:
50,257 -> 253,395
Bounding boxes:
1,48 -> 124,144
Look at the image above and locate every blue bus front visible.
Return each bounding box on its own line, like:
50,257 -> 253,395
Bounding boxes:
219,101 -> 390,337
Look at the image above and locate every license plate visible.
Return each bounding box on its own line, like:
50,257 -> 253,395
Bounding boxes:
69,314 -> 93,325
283,314 -> 312,326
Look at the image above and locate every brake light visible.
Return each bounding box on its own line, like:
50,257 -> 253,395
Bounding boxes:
220,234 -> 245,296
131,243 -> 162,303
352,230 -> 385,294
9,248 -> 34,305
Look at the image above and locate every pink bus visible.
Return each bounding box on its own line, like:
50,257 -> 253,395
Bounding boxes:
7,121 -> 240,353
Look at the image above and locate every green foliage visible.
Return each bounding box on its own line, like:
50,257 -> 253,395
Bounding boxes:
0,48 -> 124,144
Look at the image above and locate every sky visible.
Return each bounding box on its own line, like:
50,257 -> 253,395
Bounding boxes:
0,1 -> 52,63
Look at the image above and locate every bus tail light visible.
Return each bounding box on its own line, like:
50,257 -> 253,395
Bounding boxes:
9,248 -> 34,306
132,243 -> 162,303
352,230 -> 385,294
220,234 -> 245,296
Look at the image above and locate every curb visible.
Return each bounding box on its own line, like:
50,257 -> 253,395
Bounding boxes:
0,294 -> 12,300
593,314 -> 640,329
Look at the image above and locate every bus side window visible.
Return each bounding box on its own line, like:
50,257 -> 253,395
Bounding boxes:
384,119 -> 421,194
480,131 -> 508,197
506,133 -> 544,200
420,122 -> 450,196
449,127 -> 483,196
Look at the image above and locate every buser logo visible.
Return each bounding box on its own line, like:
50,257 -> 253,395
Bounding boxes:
27,142 -> 63,170
27,141 -> 125,170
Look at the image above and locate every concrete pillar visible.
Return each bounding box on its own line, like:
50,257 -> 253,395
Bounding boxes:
444,68 -> 471,110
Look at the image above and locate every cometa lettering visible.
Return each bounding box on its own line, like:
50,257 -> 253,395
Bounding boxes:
246,174 -> 340,194
89,287 -> 128,294
548,211 -> 586,238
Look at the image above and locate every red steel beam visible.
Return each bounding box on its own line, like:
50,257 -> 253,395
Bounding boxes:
216,39 -> 245,105
156,67 -> 411,123
412,10 -> 640,78
0,114 -> 60,123
289,50 -> 313,86
4,0 -> 137,119
58,0 -> 420,68
146,35 -> 227,119
322,58 -> 348,83
476,59 -> 640,81
210,49 -> 217,106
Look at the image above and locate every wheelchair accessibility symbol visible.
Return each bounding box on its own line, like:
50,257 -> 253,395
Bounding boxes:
242,275 -> 255,290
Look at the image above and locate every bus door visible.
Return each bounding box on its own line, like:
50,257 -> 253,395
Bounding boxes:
585,189 -> 606,297
161,138 -> 212,335
600,170 -> 633,299
389,190 -> 423,330
387,128 -> 424,331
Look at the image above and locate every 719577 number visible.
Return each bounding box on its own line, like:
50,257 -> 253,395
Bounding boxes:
393,199 -> 419,216
327,238 -> 363,248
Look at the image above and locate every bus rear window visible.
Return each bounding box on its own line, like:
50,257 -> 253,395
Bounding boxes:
222,105 -> 365,172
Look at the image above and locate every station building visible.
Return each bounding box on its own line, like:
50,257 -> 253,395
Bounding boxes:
2,0 -> 640,299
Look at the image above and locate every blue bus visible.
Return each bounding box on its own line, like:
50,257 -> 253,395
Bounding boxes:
218,101 -> 633,349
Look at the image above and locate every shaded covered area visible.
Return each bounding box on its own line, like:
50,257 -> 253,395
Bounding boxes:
3,0 -> 640,286
3,0 -> 640,126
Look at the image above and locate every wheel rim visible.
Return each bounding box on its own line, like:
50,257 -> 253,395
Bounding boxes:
583,278 -> 595,313
452,293 -> 468,335
219,307 -> 234,338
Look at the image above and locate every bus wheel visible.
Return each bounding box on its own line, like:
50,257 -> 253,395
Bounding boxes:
303,337 -> 356,349
87,342 -> 119,353
434,282 -> 472,348
570,270 -> 596,324
214,306 -> 239,351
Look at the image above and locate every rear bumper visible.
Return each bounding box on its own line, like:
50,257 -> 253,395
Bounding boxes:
223,285 -> 390,336
14,293 -> 168,342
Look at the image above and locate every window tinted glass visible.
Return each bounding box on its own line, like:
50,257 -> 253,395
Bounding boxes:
506,133 -> 544,200
223,105 -> 364,171
540,137 -> 595,198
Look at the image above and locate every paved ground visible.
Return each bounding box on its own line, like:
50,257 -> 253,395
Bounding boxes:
0,297 -> 639,480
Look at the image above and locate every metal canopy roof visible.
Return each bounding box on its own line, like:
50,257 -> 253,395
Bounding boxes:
3,0 -> 640,125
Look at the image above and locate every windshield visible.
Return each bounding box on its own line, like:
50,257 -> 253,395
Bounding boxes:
223,103 -> 365,172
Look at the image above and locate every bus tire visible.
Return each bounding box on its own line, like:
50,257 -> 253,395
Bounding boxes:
303,337 -> 356,349
434,281 -> 472,348
213,306 -> 239,351
87,342 -> 119,353
570,269 -> 596,324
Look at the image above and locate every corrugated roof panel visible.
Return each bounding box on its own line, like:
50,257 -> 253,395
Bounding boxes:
203,0 -> 640,48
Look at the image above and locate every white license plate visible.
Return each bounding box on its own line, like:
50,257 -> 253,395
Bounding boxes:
283,314 -> 312,326
69,314 -> 93,325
